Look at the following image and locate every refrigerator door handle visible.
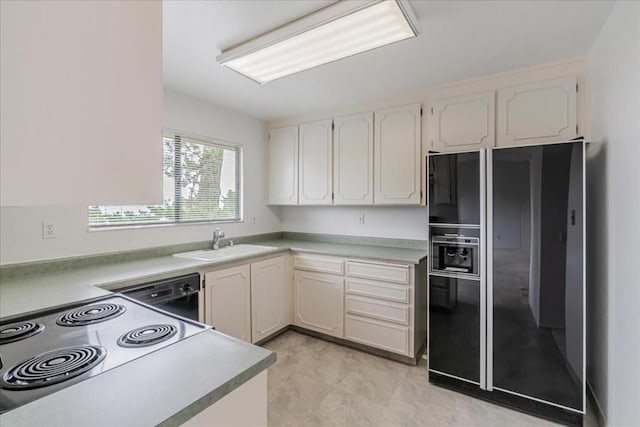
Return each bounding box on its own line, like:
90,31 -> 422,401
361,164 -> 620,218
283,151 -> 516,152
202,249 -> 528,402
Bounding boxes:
486,148 -> 494,391
479,148 -> 488,390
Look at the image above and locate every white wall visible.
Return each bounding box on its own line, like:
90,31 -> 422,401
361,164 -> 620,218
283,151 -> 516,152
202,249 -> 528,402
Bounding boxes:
587,1 -> 640,425
1,0 -> 163,206
0,89 -> 280,264
280,206 -> 427,240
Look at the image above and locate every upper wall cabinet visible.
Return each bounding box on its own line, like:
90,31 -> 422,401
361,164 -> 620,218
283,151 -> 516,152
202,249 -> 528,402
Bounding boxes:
374,104 -> 422,205
0,1 -> 163,206
267,126 -> 299,205
497,76 -> 578,147
429,91 -> 495,152
299,120 -> 333,205
333,112 -> 374,205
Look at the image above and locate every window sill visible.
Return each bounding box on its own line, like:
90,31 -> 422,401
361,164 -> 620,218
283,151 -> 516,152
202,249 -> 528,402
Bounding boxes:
87,219 -> 243,232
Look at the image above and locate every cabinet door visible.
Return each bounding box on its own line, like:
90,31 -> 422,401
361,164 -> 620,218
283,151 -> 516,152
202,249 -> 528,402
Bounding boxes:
251,256 -> 288,343
374,104 -> 422,205
267,126 -> 299,205
333,112 -> 374,205
294,271 -> 344,338
497,76 -> 577,147
430,91 -> 495,151
204,265 -> 251,342
299,120 -> 333,205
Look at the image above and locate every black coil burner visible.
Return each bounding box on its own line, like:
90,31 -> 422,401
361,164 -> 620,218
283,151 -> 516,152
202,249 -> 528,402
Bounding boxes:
118,324 -> 178,348
56,303 -> 126,326
1,345 -> 106,390
0,322 -> 45,345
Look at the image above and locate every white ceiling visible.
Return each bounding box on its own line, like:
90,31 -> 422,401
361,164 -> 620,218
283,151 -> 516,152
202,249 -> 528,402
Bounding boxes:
163,0 -> 613,121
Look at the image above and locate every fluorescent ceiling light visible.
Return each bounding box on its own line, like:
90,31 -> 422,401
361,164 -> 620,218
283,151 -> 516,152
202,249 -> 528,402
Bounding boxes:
217,0 -> 419,84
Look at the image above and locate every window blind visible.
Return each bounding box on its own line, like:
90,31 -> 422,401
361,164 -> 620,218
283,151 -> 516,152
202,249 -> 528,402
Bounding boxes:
88,131 -> 242,227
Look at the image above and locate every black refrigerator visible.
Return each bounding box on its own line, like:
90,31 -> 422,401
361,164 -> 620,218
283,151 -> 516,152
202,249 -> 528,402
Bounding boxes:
427,141 -> 585,426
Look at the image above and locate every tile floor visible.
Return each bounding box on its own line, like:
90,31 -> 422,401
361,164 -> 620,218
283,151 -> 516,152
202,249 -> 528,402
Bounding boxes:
263,331 -> 598,427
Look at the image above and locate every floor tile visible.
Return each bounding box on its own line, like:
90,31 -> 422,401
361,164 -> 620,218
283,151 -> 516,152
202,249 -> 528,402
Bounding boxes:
264,331 -> 594,427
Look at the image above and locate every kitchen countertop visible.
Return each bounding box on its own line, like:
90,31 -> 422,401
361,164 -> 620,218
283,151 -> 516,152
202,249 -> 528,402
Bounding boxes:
0,237 -> 427,425
0,239 -> 427,320
257,239 -> 428,264
0,330 -> 275,427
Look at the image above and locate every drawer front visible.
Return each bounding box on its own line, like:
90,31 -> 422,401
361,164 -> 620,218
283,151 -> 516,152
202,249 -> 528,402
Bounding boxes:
346,260 -> 409,284
294,254 -> 344,275
345,314 -> 410,356
345,295 -> 409,325
345,278 -> 410,303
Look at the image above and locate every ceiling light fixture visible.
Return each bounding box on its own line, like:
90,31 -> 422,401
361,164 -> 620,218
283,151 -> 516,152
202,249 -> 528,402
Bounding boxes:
217,0 -> 419,84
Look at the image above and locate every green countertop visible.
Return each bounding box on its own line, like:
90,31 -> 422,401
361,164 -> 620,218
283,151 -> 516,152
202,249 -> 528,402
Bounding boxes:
0,330 -> 275,426
258,239 -> 428,264
0,236 -> 427,425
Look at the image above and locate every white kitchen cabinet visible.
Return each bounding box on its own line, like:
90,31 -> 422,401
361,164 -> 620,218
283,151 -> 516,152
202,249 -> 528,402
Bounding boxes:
251,256 -> 288,343
344,259 -> 420,357
497,76 -> 578,146
204,264 -> 251,342
290,253 -> 425,359
293,254 -> 344,275
299,120 -> 333,205
333,112 -> 374,205
345,314 -> 410,355
373,104 -> 422,205
294,270 -> 344,338
346,260 -> 410,284
345,295 -> 410,325
345,277 -> 410,304
429,91 -> 495,151
183,371 -> 267,427
267,125 -> 299,205
0,1 -> 163,206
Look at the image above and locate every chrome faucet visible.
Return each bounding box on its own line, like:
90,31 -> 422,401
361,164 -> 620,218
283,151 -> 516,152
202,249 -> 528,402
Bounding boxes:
212,228 -> 225,250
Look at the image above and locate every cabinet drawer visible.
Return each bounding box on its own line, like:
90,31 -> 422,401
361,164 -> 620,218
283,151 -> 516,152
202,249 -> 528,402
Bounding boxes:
346,260 -> 409,284
294,254 -> 344,275
345,278 -> 410,303
345,295 -> 409,325
345,314 -> 410,356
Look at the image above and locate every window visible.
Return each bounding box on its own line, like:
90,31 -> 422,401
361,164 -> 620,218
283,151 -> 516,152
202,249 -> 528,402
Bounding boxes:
89,131 -> 242,227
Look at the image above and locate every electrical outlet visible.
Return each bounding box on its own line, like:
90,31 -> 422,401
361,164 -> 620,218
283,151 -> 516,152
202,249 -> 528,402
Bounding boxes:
359,213 -> 365,225
42,221 -> 56,239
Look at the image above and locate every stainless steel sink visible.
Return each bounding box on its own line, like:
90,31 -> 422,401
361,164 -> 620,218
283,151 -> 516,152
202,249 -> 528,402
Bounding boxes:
172,244 -> 277,261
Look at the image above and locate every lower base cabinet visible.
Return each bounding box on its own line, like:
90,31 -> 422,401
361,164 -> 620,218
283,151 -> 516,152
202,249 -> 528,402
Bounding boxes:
344,314 -> 410,356
182,370 -> 267,427
204,265 -> 251,342
201,251 -> 426,363
251,256 -> 288,343
293,270 -> 344,338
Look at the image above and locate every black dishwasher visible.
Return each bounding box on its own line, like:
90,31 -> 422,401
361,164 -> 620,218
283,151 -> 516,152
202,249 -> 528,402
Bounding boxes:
120,273 -> 201,322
